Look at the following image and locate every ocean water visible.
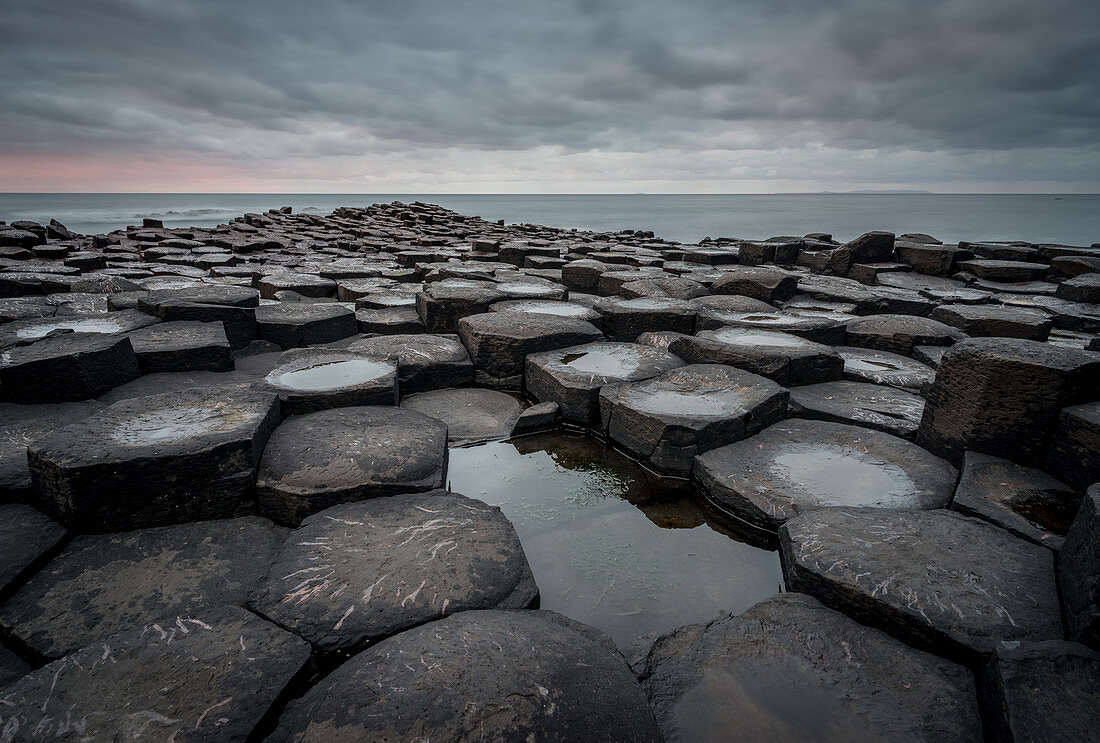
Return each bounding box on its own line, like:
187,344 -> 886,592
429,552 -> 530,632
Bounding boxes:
1,193 -> 1098,246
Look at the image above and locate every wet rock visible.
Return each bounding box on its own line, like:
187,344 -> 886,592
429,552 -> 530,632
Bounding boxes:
1044,402 -> 1100,491
694,309 -> 846,345
710,267 -> 798,303
490,298 -> 604,327
952,451 -> 1080,550
0,504 -> 66,599
257,272 -> 337,299
1059,485 -> 1100,648
259,348 -> 397,415
917,338 -> 1100,466
695,419 -> 955,529
354,305 -> 424,334
978,640 -> 1100,743
601,297 -> 696,341
635,593 -> 980,743
458,311 -> 602,389
958,259 -> 1048,282
400,387 -> 523,443
143,298 -> 257,349
126,319 -> 233,373
512,400 -> 561,435
268,609 -> 660,743
779,508 -> 1062,659
845,314 -> 965,356
620,276 -> 709,300
561,258 -> 613,293
0,334 -> 141,403
835,345 -> 935,390
256,406 -> 447,525
347,333 -> 474,393
249,491 -> 537,653
789,380 -> 925,439
0,644 -> 29,688
415,279 -> 504,333
691,293 -> 775,314
0,296 -> 55,323
930,303 -> 1052,341
0,401 -> 102,498
0,309 -> 159,346
1055,273 -> 1100,304
0,516 -> 286,659
137,284 -> 259,311
896,243 -> 960,275
255,303 -> 357,349
600,364 -> 788,476
689,327 -> 843,386
28,389 -> 280,531
0,604 -> 310,742
526,341 -> 685,425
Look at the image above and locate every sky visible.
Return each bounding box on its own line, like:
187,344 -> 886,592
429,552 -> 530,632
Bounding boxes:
1,0 -> 1098,193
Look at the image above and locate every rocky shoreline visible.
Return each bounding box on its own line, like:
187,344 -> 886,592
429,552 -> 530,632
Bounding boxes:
0,202 -> 1098,741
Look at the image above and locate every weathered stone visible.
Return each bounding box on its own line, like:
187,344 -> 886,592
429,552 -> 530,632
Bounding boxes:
255,303 -> 357,349
601,297 -> 696,341
0,334 -> 141,403
1059,486 -> 1100,648
958,259 -> 1048,282
400,387 -> 524,443
845,314 -> 966,356
835,345 -> 936,390
690,327 -> 843,386
249,491 -> 537,653
0,516 -> 286,659
1056,273 -> 1100,303
0,644 -> 29,688
952,451 -> 1080,550
1044,402 -> 1100,491
917,338 -> 1100,465
256,406 -> 447,525
0,401 -> 101,498
978,640 -> 1100,743
526,341 -> 685,425
28,389 -> 280,531
930,303 -> 1053,340
695,419 -> 956,529
137,284 -> 259,311
635,593 -> 980,743
789,380 -> 925,439
415,279 -> 505,333
710,267 -> 798,303
490,298 -> 603,327
619,276 -> 709,300
897,243 -> 960,275
347,333 -> 474,393
353,305 -> 424,333
458,311 -> 602,388
257,271 -> 337,299
780,508 -> 1062,659
126,319 -> 233,373
695,309 -> 846,344
512,400 -> 561,435
0,309 -> 159,346
0,505 -> 66,599
268,610 -> 660,743
259,348 -> 397,415
600,364 -> 788,476
0,605 -> 310,742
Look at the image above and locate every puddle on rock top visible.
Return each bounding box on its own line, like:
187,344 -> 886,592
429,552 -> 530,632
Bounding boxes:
767,443 -> 919,508
109,405 -> 231,445
268,359 -> 392,391
629,387 -> 743,416
447,432 -> 783,648
560,347 -> 643,377
709,329 -> 806,348
16,318 -> 123,340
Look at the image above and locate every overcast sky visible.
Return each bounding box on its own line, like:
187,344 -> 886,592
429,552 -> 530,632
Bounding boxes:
2,0 -> 1098,192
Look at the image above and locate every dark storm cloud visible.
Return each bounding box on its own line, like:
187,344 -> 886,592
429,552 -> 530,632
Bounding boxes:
1,0 -> 1098,186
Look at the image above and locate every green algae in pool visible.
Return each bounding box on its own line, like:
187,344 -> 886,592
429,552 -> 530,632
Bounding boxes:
446,432 -> 783,648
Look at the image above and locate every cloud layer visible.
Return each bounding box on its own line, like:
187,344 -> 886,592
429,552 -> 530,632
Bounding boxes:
2,0 -> 1098,191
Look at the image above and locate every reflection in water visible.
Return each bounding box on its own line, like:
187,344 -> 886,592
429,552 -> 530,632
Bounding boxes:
109,405 -> 231,445
268,359 -> 392,391
446,432 -> 783,648
767,443 -> 918,508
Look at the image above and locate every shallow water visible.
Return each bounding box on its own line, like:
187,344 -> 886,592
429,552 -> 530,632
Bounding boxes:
766,443 -> 918,507
446,432 -> 783,648
268,359 -> 392,391
109,405 -> 231,445
560,346 -> 644,377
15,318 -> 123,340
628,387 -> 744,417
708,329 -> 807,348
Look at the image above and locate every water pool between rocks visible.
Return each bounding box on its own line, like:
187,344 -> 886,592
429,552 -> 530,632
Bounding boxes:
445,431 -> 784,648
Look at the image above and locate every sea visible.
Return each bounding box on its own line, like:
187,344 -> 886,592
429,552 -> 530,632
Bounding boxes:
1,193 -> 1098,247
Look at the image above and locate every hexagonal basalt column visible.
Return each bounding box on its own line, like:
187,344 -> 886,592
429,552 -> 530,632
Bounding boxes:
1044,402 -> 1100,491
249,491 -> 537,653
259,348 -> 397,415
27,389 -> 281,531
845,314 -> 966,356
779,508 -> 1063,660
1059,485 -> 1100,648
601,297 -> 696,341
526,341 -> 685,426
346,333 -> 474,393
458,311 -> 602,389
256,406 -> 447,525
255,303 -> 357,349
415,279 -> 505,333
835,345 -> 935,390
695,309 -> 846,345
710,266 -> 799,303
600,363 -> 788,476
917,338 -> 1100,465
400,388 -> 525,443
788,380 -> 926,439
126,319 -> 234,373
0,334 -> 141,403
694,419 -> 956,529
689,327 -> 843,386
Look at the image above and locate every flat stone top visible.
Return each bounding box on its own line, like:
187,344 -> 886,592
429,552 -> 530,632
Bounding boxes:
607,297 -> 695,311
780,508 -> 1063,655
846,313 -> 963,337
934,303 -> 1051,322
695,419 -> 956,527
400,388 -> 522,442
126,319 -> 230,347
1062,400 -> 1100,424
489,299 -> 599,318
346,333 -> 469,364
140,284 -> 259,307
458,310 -> 601,338
698,326 -> 829,350
0,516 -> 288,659
528,341 -> 685,386
612,363 -> 785,419
691,294 -> 776,313
835,346 -> 935,387
636,592 -> 981,743
254,302 -> 353,322
0,605 -> 310,743
942,336 -> 1100,370
263,349 -> 395,392
28,388 -> 278,463
268,609 -> 660,743
248,491 -> 537,651
0,309 -> 158,343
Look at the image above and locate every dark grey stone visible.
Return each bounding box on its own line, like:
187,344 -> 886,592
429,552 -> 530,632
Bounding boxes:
1044,402 -> 1100,491
780,508 -> 1063,660
789,380 -> 926,439
691,327 -> 843,386
347,333 -> 474,393
845,314 -> 966,356
0,334 -> 141,403
255,303 -> 357,349
0,505 -> 66,598
835,345 -> 936,390
695,309 -> 846,344
930,303 -> 1053,341
0,516 -> 286,659
415,279 -> 505,333
126,319 -> 234,373
458,311 -> 602,388
0,401 -> 102,498
268,609 -> 660,743
600,297 -> 696,341
259,348 -> 397,415
710,266 -> 798,303
635,593 -> 980,743
1059,486 -> 1100,648
400,387 -> 523,443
